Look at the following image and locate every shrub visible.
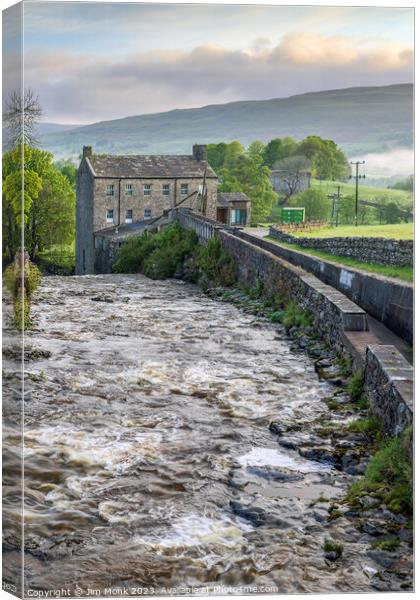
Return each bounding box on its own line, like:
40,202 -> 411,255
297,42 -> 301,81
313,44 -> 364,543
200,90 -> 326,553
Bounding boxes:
195,236 -> 236,289
3,261 -> 41,330
348,369 -> 365,401
282,300 -> 312,330
113,224 -> 198,278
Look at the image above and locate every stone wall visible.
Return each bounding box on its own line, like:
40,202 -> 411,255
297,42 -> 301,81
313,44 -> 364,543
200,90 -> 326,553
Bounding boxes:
93,177 -> 218,232
75,158 -> 95,275
269,227 -> 413,267
218,230 -> 367,352
237,231 -> 413,345
364,345 -> 413,436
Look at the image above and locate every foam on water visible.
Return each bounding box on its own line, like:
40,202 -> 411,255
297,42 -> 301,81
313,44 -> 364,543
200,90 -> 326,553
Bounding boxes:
237,447 -> 332,473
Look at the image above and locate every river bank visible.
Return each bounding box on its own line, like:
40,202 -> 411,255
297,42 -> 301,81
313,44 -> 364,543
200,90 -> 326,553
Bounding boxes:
2,274 -> 412,595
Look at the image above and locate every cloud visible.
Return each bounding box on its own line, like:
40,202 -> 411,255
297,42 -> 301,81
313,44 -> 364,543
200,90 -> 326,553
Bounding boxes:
15,32 -> 413,123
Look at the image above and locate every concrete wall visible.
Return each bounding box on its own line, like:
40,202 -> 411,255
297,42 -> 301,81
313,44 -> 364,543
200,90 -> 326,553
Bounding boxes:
269,227 -> 413,267
75,158 -> 95,275
237,232 -> 413,345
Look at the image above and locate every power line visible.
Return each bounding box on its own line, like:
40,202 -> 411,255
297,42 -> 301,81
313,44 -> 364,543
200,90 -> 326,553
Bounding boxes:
349,161 -> 366,227
327,185 -> 341,227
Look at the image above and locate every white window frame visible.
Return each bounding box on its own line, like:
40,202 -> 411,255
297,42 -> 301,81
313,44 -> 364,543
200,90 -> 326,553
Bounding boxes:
125,209 -> 133,224
106,184 -> 114,196
125,183 -> 133,196
162,183 -> 170,196
180,183 -> 189,196
144,208 -> 152,220
143,184 -> 152,196
106,209 -> 114,223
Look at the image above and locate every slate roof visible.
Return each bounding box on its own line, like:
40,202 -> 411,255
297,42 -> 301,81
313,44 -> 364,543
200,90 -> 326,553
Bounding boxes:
217,192 -> 251,207
88,154 -> 217,179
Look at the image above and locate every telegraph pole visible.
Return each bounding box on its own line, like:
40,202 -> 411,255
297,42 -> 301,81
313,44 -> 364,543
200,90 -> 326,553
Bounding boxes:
349,161 -> 366,226
327,185 -> 341,227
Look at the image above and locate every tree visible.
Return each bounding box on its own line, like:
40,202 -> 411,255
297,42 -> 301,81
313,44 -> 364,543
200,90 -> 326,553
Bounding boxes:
2,145 -> 75,260
4,89 -> 43,149
55,158 -> 77,188
214,142 -> 277,223
383,202 -> 401,224
392,175 -> 414,193
288,189 -> 330,222
263,137 -> 298,168
273,155 -> 312,202
247,140 -> 266,162
297,135 -> 349,180
207,143 -> 228,170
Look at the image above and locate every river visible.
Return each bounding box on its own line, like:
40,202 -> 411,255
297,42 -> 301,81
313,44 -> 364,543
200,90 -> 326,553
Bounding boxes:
2,274 -> 390,595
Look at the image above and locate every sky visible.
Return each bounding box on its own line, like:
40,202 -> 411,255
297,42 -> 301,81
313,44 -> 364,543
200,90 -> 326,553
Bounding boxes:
2,1 -> 414,124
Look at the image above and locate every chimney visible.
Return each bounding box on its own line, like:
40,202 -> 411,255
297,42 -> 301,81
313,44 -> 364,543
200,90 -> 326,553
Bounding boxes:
192,144 -> 207,162
83,145 -> 93,159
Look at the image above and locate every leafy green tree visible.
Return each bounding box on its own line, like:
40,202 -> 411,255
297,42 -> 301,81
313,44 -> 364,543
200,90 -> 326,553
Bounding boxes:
2,145 -> 75,260
288,188 -> 330,222
207,143 -> 228,169
216,143 -> 277,223
383,202 -> 401,224
297,135 -> 349,180
55,158 -> 77,188
263,137 -> 298,168
247,140 -> 266,162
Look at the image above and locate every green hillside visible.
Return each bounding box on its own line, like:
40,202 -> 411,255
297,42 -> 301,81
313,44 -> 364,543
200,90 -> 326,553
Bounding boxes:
315,180 -> 413,209
40,84 -> 413,158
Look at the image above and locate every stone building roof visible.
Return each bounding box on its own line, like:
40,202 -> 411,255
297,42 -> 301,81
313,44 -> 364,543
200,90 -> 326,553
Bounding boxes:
88,154 -> 217,179
217,192 -> 251,207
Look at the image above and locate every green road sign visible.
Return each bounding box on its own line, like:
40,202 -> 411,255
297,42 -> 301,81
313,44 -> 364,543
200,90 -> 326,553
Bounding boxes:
281,207 -> 305,224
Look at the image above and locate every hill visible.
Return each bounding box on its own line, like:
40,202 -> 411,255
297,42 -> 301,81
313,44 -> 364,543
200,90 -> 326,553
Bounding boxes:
39,84 -> 413,158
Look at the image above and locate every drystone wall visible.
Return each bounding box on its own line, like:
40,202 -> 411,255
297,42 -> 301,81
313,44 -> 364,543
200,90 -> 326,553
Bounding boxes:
269,227 -> 413,267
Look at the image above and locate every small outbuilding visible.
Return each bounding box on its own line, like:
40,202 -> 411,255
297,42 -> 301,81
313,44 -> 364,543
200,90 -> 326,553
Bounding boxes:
216,192 -> 251,226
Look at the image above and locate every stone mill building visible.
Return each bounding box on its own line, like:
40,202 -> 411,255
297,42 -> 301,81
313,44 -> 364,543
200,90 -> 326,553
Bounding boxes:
75,144 -> 219,274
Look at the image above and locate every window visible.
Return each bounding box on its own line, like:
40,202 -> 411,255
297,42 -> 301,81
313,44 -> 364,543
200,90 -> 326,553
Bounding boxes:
162,183 -> 170,196
144,208 -> 152,219
180,183 -> 189,196
143,184 -> 152,196
125,183 -> 133,196
106,184 -> 114,196
125,209 -> 133,223
106,209 -> 114,223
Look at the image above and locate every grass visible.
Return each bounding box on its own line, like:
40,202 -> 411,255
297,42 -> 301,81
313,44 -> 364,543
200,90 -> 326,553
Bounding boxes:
315,179 -> 413,209
347,434 -> 413,515
371,537 -> 400,552
289,223 -> 413,240
266,238 -> 413,282
323,539 -> 343,558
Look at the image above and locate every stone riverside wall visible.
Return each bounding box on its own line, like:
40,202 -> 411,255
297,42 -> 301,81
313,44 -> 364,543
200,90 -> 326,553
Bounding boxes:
269,227 -> 413,267
218,230 -> 367,351
175,211 -> 413,440
237,231 -> 413,345
364,345 -> 413,437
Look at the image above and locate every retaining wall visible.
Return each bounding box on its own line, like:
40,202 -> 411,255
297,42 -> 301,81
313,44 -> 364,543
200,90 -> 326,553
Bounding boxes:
364,345 -> 413,437
176,211 -> 413,438
237,231 -> 413,345
269,227 -> 413,267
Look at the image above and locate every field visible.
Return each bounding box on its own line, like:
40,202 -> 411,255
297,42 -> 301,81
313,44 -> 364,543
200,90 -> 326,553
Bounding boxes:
315,179 -> 413,209
289,223 -> 414,240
